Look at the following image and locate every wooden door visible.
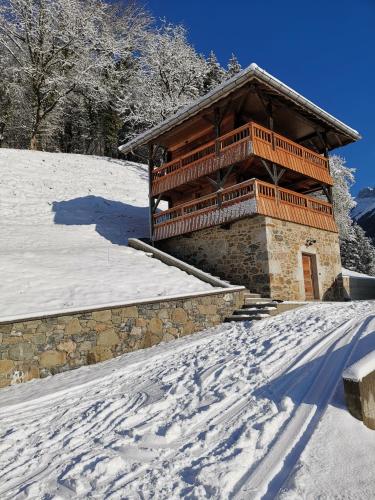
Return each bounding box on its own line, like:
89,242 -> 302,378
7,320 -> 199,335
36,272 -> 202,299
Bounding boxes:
302,254 -> 316,300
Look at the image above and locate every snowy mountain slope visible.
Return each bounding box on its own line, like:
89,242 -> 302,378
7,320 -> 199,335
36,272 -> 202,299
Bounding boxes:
0,301 -> 375,499
0,149 -> 212,319
352,187 -> 375,238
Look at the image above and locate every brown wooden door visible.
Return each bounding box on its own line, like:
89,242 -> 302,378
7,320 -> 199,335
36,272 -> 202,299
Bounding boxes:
302,254 -> 315,300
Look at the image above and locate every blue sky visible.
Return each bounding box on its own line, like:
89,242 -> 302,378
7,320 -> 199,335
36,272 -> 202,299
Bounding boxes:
145,0 -> 374,194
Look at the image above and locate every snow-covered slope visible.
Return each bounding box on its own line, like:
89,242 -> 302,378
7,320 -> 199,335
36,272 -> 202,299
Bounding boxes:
0,301 -> 375,499
0,149 -> 212,319
352,187 -> 375,238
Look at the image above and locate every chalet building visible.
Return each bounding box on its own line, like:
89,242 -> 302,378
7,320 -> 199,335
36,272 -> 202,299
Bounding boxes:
119,64 -> 361,301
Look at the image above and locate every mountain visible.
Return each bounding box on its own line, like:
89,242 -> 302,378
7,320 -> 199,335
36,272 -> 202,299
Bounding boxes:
352,187 -> 375,239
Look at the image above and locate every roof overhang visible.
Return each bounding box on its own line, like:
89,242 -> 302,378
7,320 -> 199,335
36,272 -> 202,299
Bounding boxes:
118,63 -> 361,155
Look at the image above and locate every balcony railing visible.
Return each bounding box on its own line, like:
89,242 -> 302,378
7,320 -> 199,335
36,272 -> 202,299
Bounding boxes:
153,179 -> 336,240
151,122 -> 332,196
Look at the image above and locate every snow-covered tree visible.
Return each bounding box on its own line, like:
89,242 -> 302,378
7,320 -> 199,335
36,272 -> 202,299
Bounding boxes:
340,223 -> 375,276
0,0 -> 149,149
118,22 -> 208,135
202,50 -> 227,92
329,155 -> 356,239
329,155 -> 375,275
226,53 -> 242,78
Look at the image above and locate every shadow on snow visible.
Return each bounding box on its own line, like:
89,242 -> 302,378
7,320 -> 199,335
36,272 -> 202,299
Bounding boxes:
52,195 -> 149,245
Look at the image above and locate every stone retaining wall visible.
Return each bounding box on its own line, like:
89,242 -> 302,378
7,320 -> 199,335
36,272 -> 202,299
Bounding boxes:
0,288 -> 244,388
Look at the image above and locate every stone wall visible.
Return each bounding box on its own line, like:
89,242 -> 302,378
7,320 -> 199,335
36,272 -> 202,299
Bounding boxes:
0,288 -> 244,388
158,215 -> 342,301
159,217 -> 272,296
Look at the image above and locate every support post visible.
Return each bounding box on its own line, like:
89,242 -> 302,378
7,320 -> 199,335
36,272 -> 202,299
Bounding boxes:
148,143 -> 155,245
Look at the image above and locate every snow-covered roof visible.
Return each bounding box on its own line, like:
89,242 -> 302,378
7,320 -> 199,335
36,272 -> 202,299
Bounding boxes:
119,63 -> 361,155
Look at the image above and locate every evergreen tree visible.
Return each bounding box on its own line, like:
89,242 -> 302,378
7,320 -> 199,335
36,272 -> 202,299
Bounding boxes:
226,53 -> 242,78
203,51 -> 227,92
340,224 -> 375,276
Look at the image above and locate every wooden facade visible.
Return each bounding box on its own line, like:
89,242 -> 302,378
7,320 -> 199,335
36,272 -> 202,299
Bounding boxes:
151,121 -> 332,197
119,65 -> 360,244
148,116 -> 337,241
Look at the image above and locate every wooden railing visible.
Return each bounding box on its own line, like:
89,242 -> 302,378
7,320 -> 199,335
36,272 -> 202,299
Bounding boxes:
151,122 -> 332,196
151,123 -> 252,196
251,123 -> 332,185
153,179 -> 336,240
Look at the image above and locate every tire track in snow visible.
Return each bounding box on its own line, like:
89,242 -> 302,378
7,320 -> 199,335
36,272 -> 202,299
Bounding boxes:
231,315 -> 375,500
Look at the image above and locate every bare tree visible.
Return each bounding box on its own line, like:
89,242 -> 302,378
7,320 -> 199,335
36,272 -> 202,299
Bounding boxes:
0,0 -> 149,149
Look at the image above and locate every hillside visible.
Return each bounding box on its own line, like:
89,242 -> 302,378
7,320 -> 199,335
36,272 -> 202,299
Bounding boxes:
0,149 -> 212,319
352,187 -> 375,239
1,301 -> 375,498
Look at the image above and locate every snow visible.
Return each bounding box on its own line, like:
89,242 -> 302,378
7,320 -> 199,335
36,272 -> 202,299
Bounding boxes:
343,350 -> 375,381
342,267 -> 375,279
0,149 -> 213,320
1,301 -> 375,499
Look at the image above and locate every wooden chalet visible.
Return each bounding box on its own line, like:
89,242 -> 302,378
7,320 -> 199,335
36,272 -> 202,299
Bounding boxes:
119,64 -> 361,301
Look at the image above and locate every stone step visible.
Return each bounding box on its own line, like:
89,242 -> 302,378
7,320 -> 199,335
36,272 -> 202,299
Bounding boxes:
236,307 -> 276,314
243,292 -> 262,298
225,314 -> 269,322
244,300 -> 278,308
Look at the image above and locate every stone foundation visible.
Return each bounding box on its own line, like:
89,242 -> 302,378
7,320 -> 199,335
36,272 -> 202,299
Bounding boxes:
0,288 -> 244,388
158,215 -> 342,301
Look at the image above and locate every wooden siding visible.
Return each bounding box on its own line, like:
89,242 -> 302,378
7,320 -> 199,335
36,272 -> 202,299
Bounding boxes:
151,122 -> 332,196
153,179 -> 337,240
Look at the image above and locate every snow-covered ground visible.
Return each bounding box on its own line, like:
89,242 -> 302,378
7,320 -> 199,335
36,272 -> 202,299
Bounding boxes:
1,301 -> 375,499
0,149 -> 212,319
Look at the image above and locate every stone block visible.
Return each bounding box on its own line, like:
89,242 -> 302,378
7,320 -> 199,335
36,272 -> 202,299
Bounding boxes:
9,343 -> 34,361
39,350 -> 66,368
57,340 -> 76,353
97,329 -> 120,346
65,318 -> 82,335
148,317 -> 163,336
92,310 -> 112,322
172,308 -> 188,323
121,306 -> 139,318
87,346 -> 113,364
0,359 -> 15,375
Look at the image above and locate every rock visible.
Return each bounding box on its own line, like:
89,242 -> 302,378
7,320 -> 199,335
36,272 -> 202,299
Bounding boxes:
9,343 -> 34,361
92,310 -> 112,322
96,329 -> 120,346
87,346 -> 112,364
39,350 -> 66,368
121,306 -> 138,318
172,308 -> 188,323
149,317 -> 163,336
65,318 -> 82,335
57,340 -> 76,353
0,359 -> 15,374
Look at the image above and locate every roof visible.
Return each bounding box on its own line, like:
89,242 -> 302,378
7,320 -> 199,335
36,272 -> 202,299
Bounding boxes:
118,63 -> 361,155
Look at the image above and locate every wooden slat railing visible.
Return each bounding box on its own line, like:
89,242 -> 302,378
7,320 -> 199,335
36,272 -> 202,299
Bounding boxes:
251,123 -> 332,185
151,123 -> 252,196
151,121 -> 332,196
153,179 -> 337,240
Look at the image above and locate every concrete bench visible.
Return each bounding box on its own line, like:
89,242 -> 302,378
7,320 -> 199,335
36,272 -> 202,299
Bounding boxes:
343,352 -> 375,430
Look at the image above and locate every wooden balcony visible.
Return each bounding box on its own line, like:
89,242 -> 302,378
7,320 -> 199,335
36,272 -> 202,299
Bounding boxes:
151,122 -> 332,196
153,179 -> 337,240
